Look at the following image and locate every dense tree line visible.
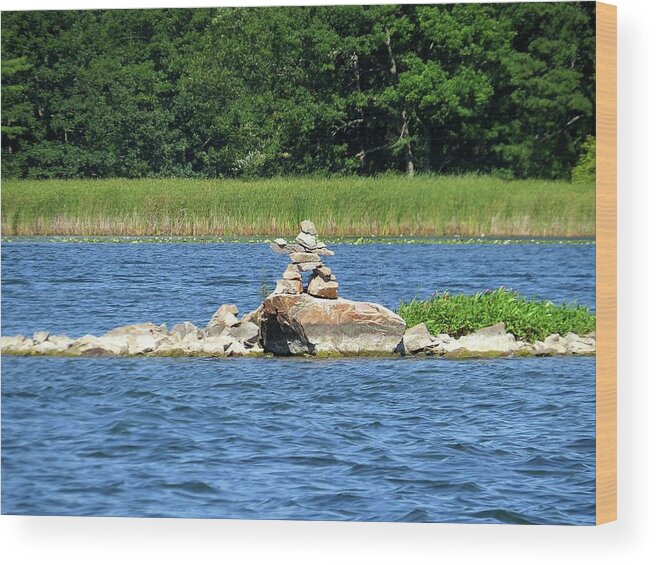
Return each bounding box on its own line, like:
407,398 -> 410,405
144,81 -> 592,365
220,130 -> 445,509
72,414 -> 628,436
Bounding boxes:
1,3 -> 595,180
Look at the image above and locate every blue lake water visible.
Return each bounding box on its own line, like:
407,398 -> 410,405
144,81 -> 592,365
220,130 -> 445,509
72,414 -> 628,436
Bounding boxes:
1,241 -> 595,524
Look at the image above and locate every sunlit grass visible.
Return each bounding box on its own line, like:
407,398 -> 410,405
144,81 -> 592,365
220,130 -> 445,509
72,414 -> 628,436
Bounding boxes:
1,174 -> 595,237
398,288 -> 596,342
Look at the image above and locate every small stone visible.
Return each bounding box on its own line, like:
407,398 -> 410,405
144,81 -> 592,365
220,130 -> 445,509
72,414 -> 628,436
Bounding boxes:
33,331 -> 50,344
544,334 -> 568,355
297,261 -> 322,272
300,220 -> 318,235
314,265 -> 332,280
307,274 -> 339,299
290,251 -> 320,264
208,304 -> 239,329
315,241 -> 326,249
402,323 -> 433,354
225,321 -> 260,346
315,248 -> 335,256
270,242 -> 288,254
282,264 -> 302,280
170,322 -> 201,340
241,306 -> 263,326
296,231 -> 317,250
274,237 -> 287,246
226,341 -> 248,356
274,279 -> 303,295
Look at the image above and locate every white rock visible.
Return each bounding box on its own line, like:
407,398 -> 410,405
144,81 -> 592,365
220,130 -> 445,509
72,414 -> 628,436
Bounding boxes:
402,323 -> 433,353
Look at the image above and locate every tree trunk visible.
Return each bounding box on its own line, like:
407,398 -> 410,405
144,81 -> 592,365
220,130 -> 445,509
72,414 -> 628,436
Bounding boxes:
384,26 -> 415,176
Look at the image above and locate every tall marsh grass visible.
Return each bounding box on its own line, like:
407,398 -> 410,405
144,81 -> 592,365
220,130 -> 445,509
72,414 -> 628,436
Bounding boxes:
1,175 -> 595,237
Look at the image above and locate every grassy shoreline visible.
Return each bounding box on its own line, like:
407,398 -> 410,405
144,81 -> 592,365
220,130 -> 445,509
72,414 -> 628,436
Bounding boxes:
398,289 -> 596,342
1,175 -> 595,237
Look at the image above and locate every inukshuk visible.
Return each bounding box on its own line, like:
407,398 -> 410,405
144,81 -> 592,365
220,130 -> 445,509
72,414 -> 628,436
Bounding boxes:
269,220 -> 338,299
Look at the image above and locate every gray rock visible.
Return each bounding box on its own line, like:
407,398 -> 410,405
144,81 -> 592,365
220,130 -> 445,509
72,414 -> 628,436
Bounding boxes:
296,231 -> 318,250
274,279 -> 303,295
315,248 -> 335,256
300,220 -> 318,235
307,273 -> 339,299
402,323 -> 433,353
260,293 -> 406,356
298,261 -> 322,272
225,321 -> 260,346
170,321 -> 201,340
314,265 -> 332,279
274,237 -> 287,246
290,251 -> 321,264
241,306 -> 263,326
208,304 -> 240,330
282,264 -> 302,280
270,242 -> 288,254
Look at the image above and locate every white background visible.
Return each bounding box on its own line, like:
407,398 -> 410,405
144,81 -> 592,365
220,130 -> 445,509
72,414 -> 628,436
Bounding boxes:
1,0 -> 654,563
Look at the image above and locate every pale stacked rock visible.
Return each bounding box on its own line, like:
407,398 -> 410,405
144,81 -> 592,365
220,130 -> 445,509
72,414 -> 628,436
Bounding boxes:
270,220 -> 339,299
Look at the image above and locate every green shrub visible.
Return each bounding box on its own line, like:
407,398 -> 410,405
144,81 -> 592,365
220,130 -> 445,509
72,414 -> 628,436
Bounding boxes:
398,288 -> 596,342
571,136 -> 596,183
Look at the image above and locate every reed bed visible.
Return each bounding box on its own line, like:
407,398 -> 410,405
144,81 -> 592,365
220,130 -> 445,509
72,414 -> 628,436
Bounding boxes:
1,175 -> 595,237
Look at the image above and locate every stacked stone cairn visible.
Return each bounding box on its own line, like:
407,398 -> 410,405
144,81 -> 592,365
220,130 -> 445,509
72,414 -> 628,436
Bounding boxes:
269,220 -> 339,299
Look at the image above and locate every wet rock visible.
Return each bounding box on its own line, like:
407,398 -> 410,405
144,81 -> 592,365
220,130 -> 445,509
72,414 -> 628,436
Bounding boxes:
315,248 -> 335,257
33,331 -> 50,344
260,293 -> 405,356
402,323 -> 433,353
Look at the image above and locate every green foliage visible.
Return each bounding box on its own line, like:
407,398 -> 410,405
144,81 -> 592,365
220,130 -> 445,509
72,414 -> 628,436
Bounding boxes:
571,136 -> 596,183
1,175 -> 595,237
1,4 -> 596,180
398,288 -> 596,342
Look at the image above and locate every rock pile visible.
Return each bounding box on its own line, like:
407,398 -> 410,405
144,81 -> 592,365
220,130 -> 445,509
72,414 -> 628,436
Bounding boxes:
269,220 -> 339,299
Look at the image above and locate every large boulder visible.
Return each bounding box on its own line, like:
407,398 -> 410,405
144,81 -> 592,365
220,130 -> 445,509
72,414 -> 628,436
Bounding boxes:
260,294 -> 406,356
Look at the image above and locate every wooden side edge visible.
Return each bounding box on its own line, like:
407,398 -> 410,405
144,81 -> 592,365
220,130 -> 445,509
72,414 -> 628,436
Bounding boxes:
595,1 -> 617,526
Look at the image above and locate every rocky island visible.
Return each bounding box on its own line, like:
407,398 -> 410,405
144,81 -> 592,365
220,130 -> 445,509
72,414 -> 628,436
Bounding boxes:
1,220 -> 595,359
